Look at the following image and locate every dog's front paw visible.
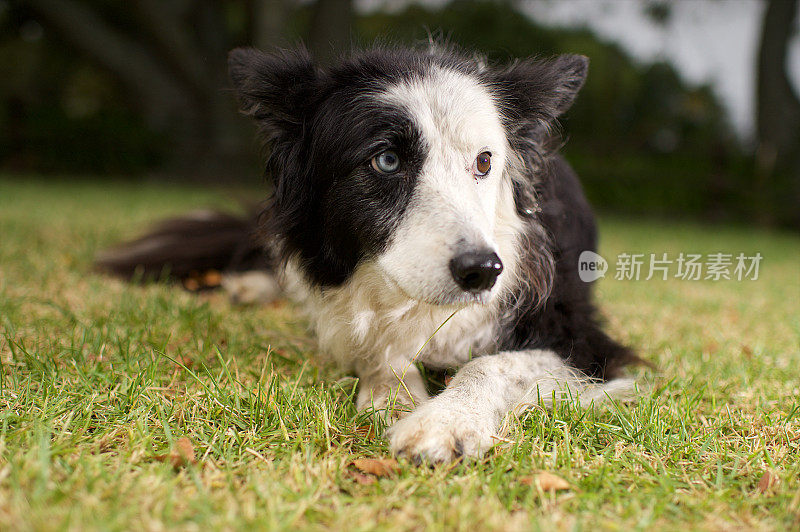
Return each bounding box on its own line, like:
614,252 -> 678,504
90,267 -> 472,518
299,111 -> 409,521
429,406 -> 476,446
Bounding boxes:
386,400 -> 498,463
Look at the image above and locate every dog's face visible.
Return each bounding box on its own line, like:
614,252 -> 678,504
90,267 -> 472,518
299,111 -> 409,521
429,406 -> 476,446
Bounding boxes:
229,46 -> 587,305
373,68 -> 511,305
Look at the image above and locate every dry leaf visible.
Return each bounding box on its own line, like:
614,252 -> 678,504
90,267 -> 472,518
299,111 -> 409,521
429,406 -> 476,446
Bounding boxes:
177,354 -> 196,369
521,472 -> 571,492
155,437 -> 197,469
354,424 -> 376,440
174,437 -> 195,465
347,470 -> 377,485
757,471 -> 777,493
351,457 -> 400,478
537,472 -> 570,491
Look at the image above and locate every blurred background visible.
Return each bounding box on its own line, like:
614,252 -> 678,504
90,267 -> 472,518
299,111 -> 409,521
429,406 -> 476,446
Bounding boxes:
1,0 -> 798,229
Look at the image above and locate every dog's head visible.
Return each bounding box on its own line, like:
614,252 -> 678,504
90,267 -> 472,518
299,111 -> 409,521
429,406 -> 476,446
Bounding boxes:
229,45 -> 587,306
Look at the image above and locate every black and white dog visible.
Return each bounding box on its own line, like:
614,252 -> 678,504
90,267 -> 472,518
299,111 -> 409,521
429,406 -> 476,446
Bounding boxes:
98,44 -> 641,463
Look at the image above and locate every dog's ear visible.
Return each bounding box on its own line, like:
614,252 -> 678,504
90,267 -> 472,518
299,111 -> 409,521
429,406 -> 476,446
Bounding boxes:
492,54 -> 588,137
228,47 -> 318,143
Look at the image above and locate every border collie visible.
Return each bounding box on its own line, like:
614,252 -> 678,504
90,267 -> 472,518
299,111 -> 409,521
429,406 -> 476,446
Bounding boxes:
97,44 -> 641,463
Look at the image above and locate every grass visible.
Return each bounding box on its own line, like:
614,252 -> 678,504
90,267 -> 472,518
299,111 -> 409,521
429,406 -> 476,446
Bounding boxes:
0,176 -> 798,531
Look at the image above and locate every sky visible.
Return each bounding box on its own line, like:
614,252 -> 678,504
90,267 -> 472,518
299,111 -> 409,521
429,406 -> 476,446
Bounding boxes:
359,0 -> 800,144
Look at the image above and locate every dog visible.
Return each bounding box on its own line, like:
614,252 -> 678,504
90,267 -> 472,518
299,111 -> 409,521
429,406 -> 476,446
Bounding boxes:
96,43 -> 641,463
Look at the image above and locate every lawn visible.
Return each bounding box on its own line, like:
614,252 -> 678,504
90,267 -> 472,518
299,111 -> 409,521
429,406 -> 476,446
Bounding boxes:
1,176 -> 798,531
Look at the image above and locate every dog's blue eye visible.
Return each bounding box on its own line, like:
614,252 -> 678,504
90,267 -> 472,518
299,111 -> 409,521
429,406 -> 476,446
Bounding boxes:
371,150 -> 400,174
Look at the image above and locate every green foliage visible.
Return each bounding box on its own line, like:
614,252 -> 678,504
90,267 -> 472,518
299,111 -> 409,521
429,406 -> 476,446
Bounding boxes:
0,0 -> 793,226
6,104 -> 164,173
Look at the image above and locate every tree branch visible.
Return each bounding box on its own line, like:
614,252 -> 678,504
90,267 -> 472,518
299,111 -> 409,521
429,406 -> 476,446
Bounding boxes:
251,0 -> 292,50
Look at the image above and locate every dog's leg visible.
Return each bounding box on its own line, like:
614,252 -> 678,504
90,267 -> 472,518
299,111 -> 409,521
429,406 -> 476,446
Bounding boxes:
387,349 -> 633,463
356,360 -> 430,419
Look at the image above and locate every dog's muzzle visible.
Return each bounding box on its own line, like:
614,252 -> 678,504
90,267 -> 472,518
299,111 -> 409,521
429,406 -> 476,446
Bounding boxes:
449,250 -> 503,293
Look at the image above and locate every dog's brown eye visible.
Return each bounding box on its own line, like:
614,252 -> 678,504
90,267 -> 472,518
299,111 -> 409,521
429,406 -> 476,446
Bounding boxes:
473,151 -> 491,177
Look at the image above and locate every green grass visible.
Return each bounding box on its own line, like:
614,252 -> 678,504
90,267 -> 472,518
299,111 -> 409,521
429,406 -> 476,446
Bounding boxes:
1,176 -> 798,531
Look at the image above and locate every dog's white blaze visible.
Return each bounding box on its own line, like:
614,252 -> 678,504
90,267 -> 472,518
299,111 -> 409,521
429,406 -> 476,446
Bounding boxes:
377,67 -> 524,306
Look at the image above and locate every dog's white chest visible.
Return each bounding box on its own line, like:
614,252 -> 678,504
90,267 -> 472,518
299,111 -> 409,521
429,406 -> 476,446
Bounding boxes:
285,260 -> 499,371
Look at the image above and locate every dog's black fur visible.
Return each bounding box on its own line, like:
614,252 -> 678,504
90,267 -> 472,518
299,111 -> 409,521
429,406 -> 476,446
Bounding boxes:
498,155 -> 635,378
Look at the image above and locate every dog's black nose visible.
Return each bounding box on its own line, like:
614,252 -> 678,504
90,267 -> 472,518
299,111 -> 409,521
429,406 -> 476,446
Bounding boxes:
449,251 -> 503,292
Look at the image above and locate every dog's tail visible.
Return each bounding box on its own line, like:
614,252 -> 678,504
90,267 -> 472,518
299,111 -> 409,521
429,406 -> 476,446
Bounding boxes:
94,209 -> 270,281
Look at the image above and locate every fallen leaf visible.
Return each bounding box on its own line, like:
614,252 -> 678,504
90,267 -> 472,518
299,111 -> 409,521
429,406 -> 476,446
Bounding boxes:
177,354 -> 196,369
155,437 -> 197,469
174,437 -> 195,464
757,471 -> 777,493
521,472 -> 571,492
351,457 -> 400,478
354,424 -> 376,440
347,470 -> 377,485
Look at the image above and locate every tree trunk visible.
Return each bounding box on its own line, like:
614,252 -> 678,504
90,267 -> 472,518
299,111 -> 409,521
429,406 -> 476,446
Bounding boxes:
756,0 -> 800,227
307,0 -> 354,63
252,0 -> 291,50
